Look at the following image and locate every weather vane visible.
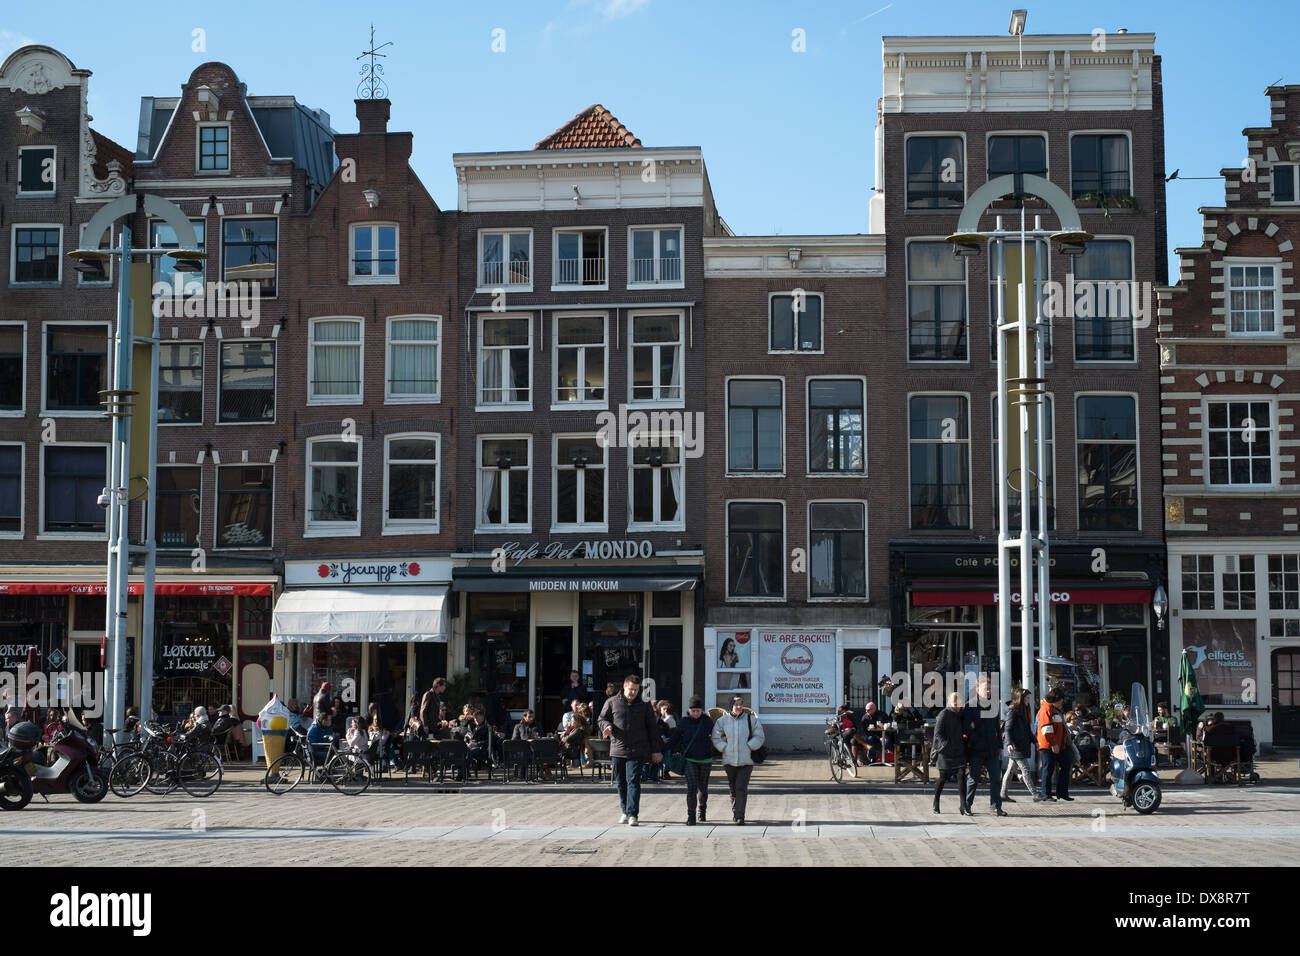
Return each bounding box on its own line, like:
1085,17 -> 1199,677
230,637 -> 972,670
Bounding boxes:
357,24 -> 392,99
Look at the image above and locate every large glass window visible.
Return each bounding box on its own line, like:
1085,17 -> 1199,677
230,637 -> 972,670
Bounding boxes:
554,229 -> 606,287
727,502 -> 783,598
216,466 -> 272,547
554,314 -> 606,405
219,341 -> 274,422
221,219 -> 276,297
1076,395 -> 1138,530
909,395 -> 970,529
155,467 -> 201,549
43,446 -> 105,533
1073,240 -> 1134,360
1181,555 -> 1215,610
629,227 -> 682,285
76,224 -> 112,286
351,224 -> 397,282
992,393 -> 1055,529
0,326 -> 23,412
307,440 -> 360,534
1268,555 -> 1300,611
0,446 -> 21,533
808,379 -> 865,473
908,242 -> 967,361
386,316 -> 440,401
1222,555 -> 1257,610
631,441 -> 683,528
158,343 -> 203,424
385,436 -> 439,532
906,136 -> 964,208
727,379 -> 782,473
1071,134 -> 1130,198
809,501 -> 866,599
477,437 -> 530,529
988,135 -> 1047,179
45,325 -> 107,412
479,231 -> 531,287
17,147 -> 55,195
151,220 -> 205,290
309,318 -> 362,401
630,313 -> 682,404
770,294 -> 823,352
1207,400 -> 1272,486
554,436 -> 605,529
1227,264 -> 1278,335
479,317 -> 531,407
14,227 -> 60,283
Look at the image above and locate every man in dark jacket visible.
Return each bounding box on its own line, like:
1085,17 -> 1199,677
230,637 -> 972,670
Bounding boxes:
419,678 -> 447,735
932,691 -> 969,814
962,678 -> 1006,816
597,674 -> 662,826
667,696 -> 715,825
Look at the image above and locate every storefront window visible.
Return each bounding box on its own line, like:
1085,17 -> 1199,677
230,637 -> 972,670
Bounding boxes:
72,595 -> 106,632
1183,619 -> 1256,705
580,593 -> 642,707
307,644 -> 361,715
467,593 -> 530,722
153,596 -> 233,718
241,596 -> 271,639
0,596 -> 67,677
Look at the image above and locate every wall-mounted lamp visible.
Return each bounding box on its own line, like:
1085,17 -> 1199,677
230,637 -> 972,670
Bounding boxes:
363,188 -> 380,209
787,247 -> 802,265
1008,9 -> 1027,36
572,184 -> 581,207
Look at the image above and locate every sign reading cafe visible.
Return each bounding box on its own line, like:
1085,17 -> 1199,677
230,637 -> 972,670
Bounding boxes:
492,540 -> 656,570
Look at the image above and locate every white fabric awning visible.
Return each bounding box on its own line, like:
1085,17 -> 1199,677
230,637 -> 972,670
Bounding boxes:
271,586 -> 450,644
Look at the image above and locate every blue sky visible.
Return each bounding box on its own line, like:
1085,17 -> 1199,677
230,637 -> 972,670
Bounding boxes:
5,0 -> 1297,274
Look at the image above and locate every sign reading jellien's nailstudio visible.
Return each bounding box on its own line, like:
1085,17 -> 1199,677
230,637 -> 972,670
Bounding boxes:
757,631 -> 836,708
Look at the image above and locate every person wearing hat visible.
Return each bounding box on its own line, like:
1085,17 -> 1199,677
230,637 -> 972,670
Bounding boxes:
667,696 -> 715,825
211,704 -> 247,755
1,706 -> 20,745
711,695 -> 766,825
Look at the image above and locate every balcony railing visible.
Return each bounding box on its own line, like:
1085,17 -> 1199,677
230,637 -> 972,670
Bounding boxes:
631,256 -> 682,284
556,256 -> 607,286
482,259 -> 531,286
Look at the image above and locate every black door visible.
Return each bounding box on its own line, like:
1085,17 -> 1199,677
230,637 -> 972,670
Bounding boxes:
1108,632 -> 1149,699
649,625 -> 682,709
536,626 -> 573,732
843,650 -> 876,712
1273,648 -> 1300,746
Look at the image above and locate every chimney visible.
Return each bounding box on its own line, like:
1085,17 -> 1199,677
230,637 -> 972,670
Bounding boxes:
355,98 -> 391,134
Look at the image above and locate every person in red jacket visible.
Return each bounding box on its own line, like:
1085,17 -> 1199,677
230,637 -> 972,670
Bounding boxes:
1036,687 -> 1072,801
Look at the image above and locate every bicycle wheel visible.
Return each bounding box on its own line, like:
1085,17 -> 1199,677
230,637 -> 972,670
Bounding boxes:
829,743 -> 844,782
326,752 -> 371,796
845,749 -> 858,779
109,753 -> 151,798
144,750 -> 180,795
179,752 -> 222,798
264,753 -> 305,795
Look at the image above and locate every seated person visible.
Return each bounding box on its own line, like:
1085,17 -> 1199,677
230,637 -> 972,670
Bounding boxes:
1152,703 -> 1174,740
461,710 -> 492,779
559,702 -> 590,765
286,700 -> 306,734
366,712 -> 390,765
433,705 -> 454,739
512,709 -> 541,741
181,706 -> 211,747
307,713 -> 334,767
860,701 -> 894,763
344,716 -> 368,754
834,705 -> 872,765
211,705 -> 247,750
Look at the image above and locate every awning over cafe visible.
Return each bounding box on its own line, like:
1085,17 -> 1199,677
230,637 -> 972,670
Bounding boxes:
452,566 -> 702,593
0,580 -> 275,596
270,586 -> 450,644
910,579 -> 1151,607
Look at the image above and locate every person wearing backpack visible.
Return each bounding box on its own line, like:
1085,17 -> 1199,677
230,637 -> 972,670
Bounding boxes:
711,696 -> 766,825
667,696 -> 715,825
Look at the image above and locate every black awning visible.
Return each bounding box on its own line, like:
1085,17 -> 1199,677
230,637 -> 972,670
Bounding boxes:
453,566 -> 701,593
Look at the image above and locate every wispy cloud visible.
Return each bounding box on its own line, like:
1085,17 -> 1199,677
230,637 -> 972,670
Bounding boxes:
573,0 -> 652,22
0,30 -> 38,59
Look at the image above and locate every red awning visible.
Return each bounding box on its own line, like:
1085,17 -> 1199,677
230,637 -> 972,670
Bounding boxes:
911,580 -> 1151,607
0,581 -> 273,596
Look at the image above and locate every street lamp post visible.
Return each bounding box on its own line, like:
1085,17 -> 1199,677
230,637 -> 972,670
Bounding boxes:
69,194 -> 202,742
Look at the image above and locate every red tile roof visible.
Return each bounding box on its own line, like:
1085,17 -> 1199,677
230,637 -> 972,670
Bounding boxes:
535,105 -> 641,150
91,129 -> 134,181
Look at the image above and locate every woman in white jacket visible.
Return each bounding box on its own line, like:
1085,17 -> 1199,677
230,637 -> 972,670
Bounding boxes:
710,696 -> 765,825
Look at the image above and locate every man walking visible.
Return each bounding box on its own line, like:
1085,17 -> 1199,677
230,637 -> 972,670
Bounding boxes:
597,674 -> 662,826
963,678 -> 1006,816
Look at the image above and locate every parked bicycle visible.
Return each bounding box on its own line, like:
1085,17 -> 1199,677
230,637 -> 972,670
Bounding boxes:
825,718 -> 857,782
109,721 -> 222,798
263,726 -> 372,796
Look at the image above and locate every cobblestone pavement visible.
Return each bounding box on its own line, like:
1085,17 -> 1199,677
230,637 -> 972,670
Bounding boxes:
6,755 -> 1298,866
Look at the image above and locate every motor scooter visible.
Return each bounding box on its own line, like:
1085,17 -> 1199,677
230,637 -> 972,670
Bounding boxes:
30,711 -> 108,803
1109,681 -> 1161,814
0,720 -> 39,810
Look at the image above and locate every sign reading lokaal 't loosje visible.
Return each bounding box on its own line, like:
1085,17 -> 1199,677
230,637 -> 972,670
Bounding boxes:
757,630 -> 836,709
285,558 -> 454,587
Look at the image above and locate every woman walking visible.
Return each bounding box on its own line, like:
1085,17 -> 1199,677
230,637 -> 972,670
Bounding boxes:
932,691 -> 970,815
711,696 -> 765,825
668,697 -> 714,825
1000,688 -> 1041,803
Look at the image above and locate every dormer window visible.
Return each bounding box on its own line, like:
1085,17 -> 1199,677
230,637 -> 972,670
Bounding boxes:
198,125 -> 229,173
350,224 -> 398,283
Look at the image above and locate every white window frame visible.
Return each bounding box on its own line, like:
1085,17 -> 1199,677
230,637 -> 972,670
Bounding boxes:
307,316 -> 364,405
984,131 -> 1049,181
476,434 -> 532,533
383,433 -> 441,535
1073,391 -> 1142,533
0,322 -> 26,417
904,132 -> 967,209
991,390 -> 1057,530
305,436 -> 362,538
196,123 -> 231,174
38,441 -> 108,541
1068,130 -> 1134,200
16,145 -> 56,197
349,222 -> 400,285
627,309 -> 685,408
768,291 -> 825,354
551,226 -> 609,291
0,441 -> 24,539
40,320 -> 110,418
806,375 -> 867,477
725,375 -> 785,477
76,223 -> 114,288
214,463 -> 275,550
628,440 -> 686,532
157,340 -> 205,427
725,498 -> 786,602
219,215 -> 278,299
1203,395 -> 1278,490
807,498 -> 869,602
626,225 -> 685,290
551,311 -> 608,409
906,391 -> 973,531
906,237 -> 969,364
1270,163 -> 1300,205
150,217 -> 207,288
11,223 -> 62,286
1224,257 -> 1282,337
385,314 -> 441,404
477,313 -> 533,411
552,433 -> 608,532
217,338 -> 276,426
476,229 -> 533,292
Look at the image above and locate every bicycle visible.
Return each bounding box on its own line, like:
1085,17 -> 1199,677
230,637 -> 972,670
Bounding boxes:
825,719 -> 858,782
110,722 -> 222,798
264,726 -> 372,796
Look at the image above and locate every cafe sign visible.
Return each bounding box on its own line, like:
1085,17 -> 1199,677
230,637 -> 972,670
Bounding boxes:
493,539 -> 656,569
285,558 -> 453,587
757,630 -> 836,709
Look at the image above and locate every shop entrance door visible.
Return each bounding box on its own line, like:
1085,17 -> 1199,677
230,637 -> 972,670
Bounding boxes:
536,626 -> 573,732
1106,633 -> 1149,700
1273,648 -> 1300,746
368,644 -> 407,732
649,625 -> 682,710
844,650 -> 876,713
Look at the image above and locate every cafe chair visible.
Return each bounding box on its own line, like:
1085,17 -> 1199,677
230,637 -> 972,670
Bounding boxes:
436,739 -> 467,782
402,739 -> 429,783
502,739 -> 532,784
585,737 -> 612,782
530,737 -> 566,782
